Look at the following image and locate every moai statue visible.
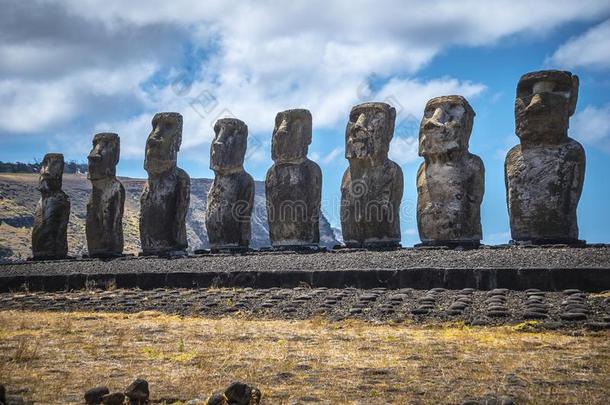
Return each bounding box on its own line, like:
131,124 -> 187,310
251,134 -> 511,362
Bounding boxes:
416,96 -> 484,247
266,109 -> 322,249
86,133 -> 125,257
205,118 -> 254,251
340,102 -> 403,248
31,153 -> 70,259
140,112 -> 190,255
505,70 -> 585,245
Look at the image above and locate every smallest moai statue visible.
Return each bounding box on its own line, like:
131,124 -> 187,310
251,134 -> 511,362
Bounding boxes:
416,95 -> 484,247
205,118 -> 254,251
86,133 -> 125,257
266,109 -> 322,249
31,153 -> 70,259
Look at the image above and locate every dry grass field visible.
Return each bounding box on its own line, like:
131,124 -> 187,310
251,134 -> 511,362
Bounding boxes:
0,310 -> 608,404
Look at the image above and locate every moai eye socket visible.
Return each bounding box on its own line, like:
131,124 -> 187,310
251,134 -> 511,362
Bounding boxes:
350,109 -> 362,123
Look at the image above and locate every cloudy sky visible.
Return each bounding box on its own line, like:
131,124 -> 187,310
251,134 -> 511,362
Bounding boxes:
1,0 -> 610,245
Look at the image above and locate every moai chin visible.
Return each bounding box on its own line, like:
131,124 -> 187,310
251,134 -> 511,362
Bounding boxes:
505,70 -> 585,245
86,133 -> 125,257
416,95 -> 484,247
266,109 -> 322,248
31,153 -> 70,259
340,102 -> 403,248
205,118 -> 254,251
140,112 -> 190,255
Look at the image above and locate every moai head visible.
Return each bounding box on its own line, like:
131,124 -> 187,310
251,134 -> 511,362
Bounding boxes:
272,109 -> 312,163
210,118 -> 248,173
346,102 -> 396,163
38,153 -> 64,194
515,70 -> 579,146
144,112 -> 183,175
88,133 -> 120,181
419,95 -> 475,157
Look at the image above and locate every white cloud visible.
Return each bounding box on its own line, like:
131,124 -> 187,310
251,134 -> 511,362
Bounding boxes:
484,231 -> 511,245
2,0 -> 610,154
547,19 -> 610,70
403,228 -> 418,236
390,136 -> 420,165
322,147 -> 342,165
570,104 -> 610,153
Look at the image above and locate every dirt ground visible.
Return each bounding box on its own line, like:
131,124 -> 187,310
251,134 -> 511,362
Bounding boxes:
0,310 -> 608,404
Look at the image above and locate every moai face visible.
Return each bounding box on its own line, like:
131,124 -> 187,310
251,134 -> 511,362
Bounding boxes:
271,109 -> 312,163
419,95 -> 474,157
88,133 -> 120,181
38,153 -> 64,194
144,112 -> 183,175
346,102 -> 396,162
210,118 -> 248,173
515,70 -> 579,145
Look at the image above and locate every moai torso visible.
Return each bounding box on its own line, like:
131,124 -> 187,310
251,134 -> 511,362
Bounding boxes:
505,70 -> 585,244
506,140 -> 584,242
205,118 -> 254,249
416,96 -> 484,245
266,109 -> 322,246
139,113 -> 190,254
86,133 -> 125,256
32,153 -> 70,259
340,102 -> 403,247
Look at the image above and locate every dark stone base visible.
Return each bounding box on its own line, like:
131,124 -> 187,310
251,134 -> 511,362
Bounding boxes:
82,253 -> 133,260
337,242 -> 402,251
28,255 -> 73,261
415,240 -> 481,250
2,266 -> 609,293
262,245 -> 326,254
138,250 -> 188,258
209,246 -> 250,254
510,239 -> 587,247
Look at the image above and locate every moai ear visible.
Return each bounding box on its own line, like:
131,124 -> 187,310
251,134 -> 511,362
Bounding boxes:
569,75 -> 579,116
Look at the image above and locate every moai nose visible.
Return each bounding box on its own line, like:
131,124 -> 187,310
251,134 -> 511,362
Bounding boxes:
354,113 -> 367,130
526,93 -> 545,113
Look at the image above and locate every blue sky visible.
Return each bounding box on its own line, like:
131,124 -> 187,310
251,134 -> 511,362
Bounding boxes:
1,1 -> 610,245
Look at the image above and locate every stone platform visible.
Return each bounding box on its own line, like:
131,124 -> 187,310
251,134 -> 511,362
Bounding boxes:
1,246 -> 610,292
1,287 -> 609,329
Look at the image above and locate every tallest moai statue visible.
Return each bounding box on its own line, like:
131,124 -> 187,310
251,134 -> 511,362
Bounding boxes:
140,112 -> 191,255
340,102 -> 403,248
505,70 -> 585,245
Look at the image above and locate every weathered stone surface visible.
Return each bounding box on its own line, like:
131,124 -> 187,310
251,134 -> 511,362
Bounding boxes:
340,102 -> 403,247
31,153 -> 70,259
101,392 -> 125,405
86,133 -> 125,257
416,95 -> 484,246
125,378 -> 149,402
140,113 -> 190,254
206,392 -> 228,405
505,70 -> 585,244
224,381 -> 261,405
84,386 -> 109,404
266,109 -> 321,247
206,118 -> 254,249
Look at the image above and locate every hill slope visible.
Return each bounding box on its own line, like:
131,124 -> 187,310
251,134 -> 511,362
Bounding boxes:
0,173 -> 339,261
